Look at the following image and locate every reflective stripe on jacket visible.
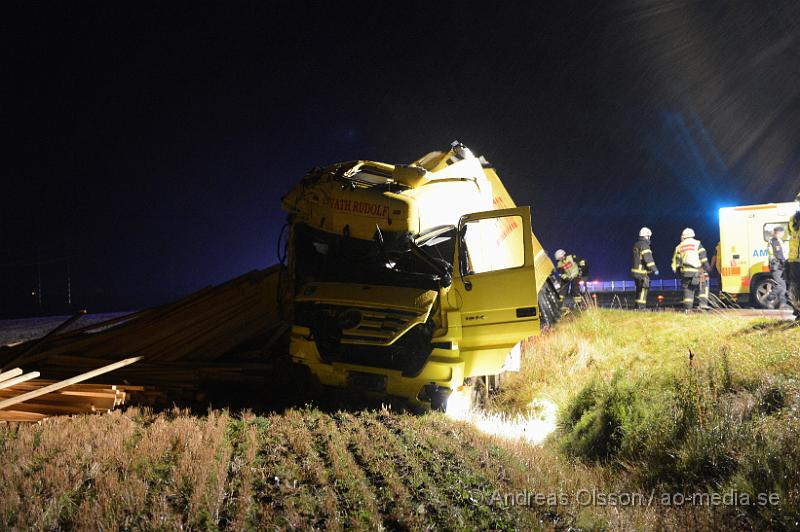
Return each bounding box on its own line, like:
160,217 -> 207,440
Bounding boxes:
631,238 -> 656,275
557,254 -> 581,280
672,238 -> 708,274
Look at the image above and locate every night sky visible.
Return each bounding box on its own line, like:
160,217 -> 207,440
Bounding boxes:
4,1 -> 800,317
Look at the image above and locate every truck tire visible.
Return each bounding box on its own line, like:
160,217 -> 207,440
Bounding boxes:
750,274 -> 778,309
538,278 -> 561,328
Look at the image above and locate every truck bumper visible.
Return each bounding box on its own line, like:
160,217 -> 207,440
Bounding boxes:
289,333 -> 465,407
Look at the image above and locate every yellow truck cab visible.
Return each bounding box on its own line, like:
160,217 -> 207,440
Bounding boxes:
718,202 -> 796,308
281,142 -> 557,409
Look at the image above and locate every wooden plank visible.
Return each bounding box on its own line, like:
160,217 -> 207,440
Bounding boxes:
0,410 -> 47,422
0,382 -> 124,393
0,394 -> 112,409
0,384 -> 128,400
58,390 -> 118,400
0,368 -> 23,383
9,388 -> 121,407
6,402 -> 98,416
0,372 -> 41,391
0,357 -> 141,411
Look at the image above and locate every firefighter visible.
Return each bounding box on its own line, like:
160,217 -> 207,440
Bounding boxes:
578,256 -> 591,298
766,226 -> 788,308
554,249 -> 586,309
787,192 -> 800,317
631,227 -> 659,310
671,228 -> 710,311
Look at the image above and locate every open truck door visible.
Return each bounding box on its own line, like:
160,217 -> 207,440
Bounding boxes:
453,206 -> 539,376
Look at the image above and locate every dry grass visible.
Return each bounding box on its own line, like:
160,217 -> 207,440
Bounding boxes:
1,404 -> 753,531
1,309 -> 797,530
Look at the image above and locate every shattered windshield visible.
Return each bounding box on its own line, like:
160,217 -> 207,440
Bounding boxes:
292,223 -> 455,290
414,226 -> 457,264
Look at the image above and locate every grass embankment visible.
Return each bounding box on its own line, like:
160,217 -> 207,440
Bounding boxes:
498,308 -> 800,529
0,309 -> 797,530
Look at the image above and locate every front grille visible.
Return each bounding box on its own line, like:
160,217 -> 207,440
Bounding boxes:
295,303 -> 425,346
295,302 -> 434,377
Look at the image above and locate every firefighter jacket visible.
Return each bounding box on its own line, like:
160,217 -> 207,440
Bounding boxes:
557,254 -> 584,281
671,237 -> 708,275
789,212 -> 800,262
631,238 -> 657,276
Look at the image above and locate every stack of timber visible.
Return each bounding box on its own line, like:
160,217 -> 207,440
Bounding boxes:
0,266 -> 288,416
0,358 -> 142,422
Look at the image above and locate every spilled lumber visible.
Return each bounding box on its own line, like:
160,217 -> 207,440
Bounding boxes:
0,357 -> 142,422
0,368 -> 23,382
0,266 -> 287,418
0,371 -> 40,390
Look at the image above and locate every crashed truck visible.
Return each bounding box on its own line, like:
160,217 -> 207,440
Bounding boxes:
281,142 -> 561,410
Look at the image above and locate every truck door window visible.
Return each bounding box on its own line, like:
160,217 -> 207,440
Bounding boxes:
461,215 -> 524,274
763,223 -> 789,243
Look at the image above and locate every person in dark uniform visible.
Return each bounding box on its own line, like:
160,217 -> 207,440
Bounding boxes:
631,227 -> 659,310
766,226 -> 788,308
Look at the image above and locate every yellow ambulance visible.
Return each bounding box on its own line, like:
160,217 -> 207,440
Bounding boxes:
718,202 -> 796,308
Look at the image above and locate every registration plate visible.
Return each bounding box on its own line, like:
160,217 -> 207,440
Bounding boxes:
348,372 -> 387,392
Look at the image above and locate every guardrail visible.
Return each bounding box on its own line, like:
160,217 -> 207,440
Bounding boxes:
584,278 -> 720,293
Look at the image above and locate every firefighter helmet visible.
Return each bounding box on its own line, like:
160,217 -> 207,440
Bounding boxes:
639,227 -> 652,238
681,227 -> 695,239
554,249 -> 566,260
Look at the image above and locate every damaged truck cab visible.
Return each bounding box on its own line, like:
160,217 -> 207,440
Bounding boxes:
281,143 -> 553,409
